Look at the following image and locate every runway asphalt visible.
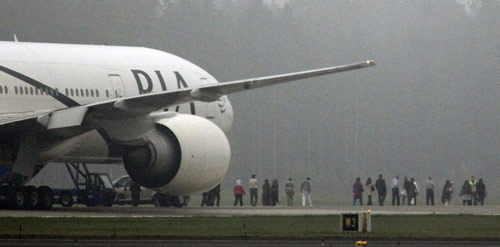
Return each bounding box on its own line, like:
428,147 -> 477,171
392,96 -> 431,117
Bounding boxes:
0,239 -> 499,247
0,205 -> 499,217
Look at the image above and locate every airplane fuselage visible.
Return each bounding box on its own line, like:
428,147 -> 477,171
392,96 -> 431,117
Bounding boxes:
0,42 -> 233,163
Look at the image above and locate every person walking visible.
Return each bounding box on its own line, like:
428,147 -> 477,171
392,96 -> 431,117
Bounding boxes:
249,174 -> 258,207
391,175 -> 400,206
262,179 -> 271,206
460,180 -> 472,205
441,180 -> 454,206
469,176 -> 478,205
301,177 -> 312,206
476,178 -> 486,206
375,174 -> 387,206
285,178 -> 294,206
352,177 -> 364,206
233,179 -> 245,206
365,178 -> 374,206
425,177 -> 435,206
271,179 -> 279,206
130,180 -> 141,207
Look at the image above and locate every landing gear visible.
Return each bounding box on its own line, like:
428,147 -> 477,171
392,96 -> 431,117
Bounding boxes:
24,186 -> 39,210
12,187 -> 27,209
37,186 -> 53,210
0,185 -> 54,210
152,194 -> 185,208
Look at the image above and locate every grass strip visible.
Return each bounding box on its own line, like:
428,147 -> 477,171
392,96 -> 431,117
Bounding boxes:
0,215 -> 499,240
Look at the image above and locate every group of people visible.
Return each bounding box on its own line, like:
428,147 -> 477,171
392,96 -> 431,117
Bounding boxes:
352,175 -> 487,206
233,175 -> 313,207
458,176 -> 487,206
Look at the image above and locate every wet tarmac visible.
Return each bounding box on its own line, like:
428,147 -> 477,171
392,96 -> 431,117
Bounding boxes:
0,239 -> 498,247
1,205 -> 499,217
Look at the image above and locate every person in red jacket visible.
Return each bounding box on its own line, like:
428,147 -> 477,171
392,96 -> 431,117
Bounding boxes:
234,179 -> 246,206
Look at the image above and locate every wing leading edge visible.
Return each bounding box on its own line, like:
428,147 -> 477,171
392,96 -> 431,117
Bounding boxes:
93,60 -> 376,117
0,60 -> 375,129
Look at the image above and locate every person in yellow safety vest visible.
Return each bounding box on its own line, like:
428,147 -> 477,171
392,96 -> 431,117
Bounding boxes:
469,176 -> 478,205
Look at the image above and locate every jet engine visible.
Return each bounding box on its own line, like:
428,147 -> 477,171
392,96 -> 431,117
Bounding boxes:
122,114 -> 230,195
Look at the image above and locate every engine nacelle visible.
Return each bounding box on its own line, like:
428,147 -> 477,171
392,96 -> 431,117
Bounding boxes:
123,114 -> 230,195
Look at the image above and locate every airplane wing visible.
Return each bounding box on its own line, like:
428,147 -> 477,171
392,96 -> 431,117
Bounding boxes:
0,60 -> 375,130
88,60 -> 376,119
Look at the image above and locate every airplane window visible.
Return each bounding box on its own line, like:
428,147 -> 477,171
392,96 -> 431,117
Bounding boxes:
70,88 -> 74,96
85,89 -> 89,97
25,87 -> 29,95
105,90 -> 109,98
4,86 -> 7,94
96,90 -> 99,97
14,86 -> 18,95
65,88 -> 69,96
75,89 -> 79,97
90,89 -> 94,97
19,87 -> 23,95
80,89 -> 84,97
0,86 -> 3,94
30,87 -> 34,95
35,88 -> 38,95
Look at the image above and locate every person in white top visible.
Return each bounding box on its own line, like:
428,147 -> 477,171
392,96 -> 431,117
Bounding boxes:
391,175 -> 400,206
425,177 -> 435,206
249,174 -> 258,207
410,177 -> 420,206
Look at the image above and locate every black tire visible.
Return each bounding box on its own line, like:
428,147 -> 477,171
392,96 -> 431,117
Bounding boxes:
37,186 -> 53,210
170,196 -> 183,208
60,191 -> 74,207
152,194 -> 162,207
13,187 -> 27,209
0,185 -> 10,209
24,186 -> 38,210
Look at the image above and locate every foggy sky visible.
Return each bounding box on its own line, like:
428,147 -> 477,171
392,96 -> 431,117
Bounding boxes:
2,0 -> 498,202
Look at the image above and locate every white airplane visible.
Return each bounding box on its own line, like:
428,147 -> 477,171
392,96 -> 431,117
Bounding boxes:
0,41 -> 375,209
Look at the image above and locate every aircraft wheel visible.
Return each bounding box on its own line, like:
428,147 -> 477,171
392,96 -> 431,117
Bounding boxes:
152,194 -> 162,207
0,185 -> 10,209
171,196 -> 183,208
60,191 -> 74,207
25,186 -> 38,210
37,186 -> 53,210
13,187 -> 27,209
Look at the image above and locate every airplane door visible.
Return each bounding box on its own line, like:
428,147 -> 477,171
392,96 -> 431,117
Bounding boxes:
201,78 -> 215,119
108,75 -> 125,98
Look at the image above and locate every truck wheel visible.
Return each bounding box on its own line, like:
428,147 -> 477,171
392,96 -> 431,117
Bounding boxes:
60,191 -> 74,207
37,186 -> 53,210
25,186 -> 39,210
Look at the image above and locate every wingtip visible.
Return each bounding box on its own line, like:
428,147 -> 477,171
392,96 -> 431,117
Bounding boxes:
366,60 -> 376,66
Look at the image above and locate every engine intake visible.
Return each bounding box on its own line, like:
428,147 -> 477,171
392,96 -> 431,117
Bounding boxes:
123,114 -> 230,195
